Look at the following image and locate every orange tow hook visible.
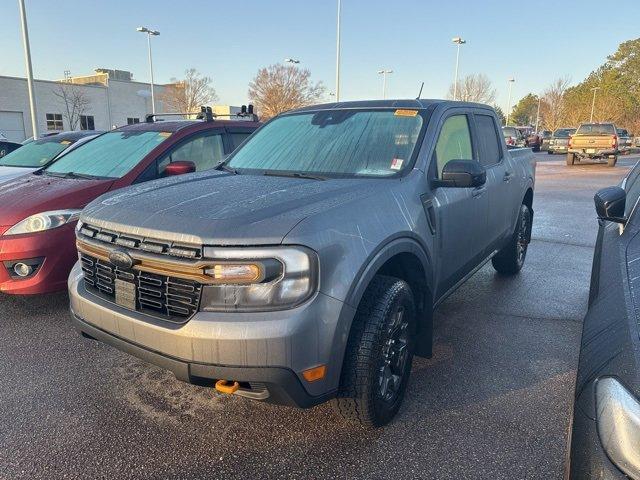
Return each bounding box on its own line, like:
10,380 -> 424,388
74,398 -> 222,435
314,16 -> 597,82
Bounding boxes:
215,380 -> 240,394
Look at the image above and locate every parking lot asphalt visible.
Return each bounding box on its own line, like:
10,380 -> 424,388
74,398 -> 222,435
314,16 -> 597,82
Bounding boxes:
1,153 -> 637,480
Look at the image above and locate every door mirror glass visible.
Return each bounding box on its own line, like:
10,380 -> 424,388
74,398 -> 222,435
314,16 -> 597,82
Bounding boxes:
437,159 -> 486,188
595,186 -> 626,223
164,160 -> 196,176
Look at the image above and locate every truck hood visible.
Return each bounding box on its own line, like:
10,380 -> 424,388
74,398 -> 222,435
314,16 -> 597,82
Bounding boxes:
81,171 -> 382,245
0,166 -> 37,184
0,174 -> 114,227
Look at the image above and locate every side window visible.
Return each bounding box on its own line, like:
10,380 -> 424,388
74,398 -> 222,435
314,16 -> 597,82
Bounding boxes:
624,167 -> 640,217
230,132 -> 252,150
434,115 -> 473,176
158,133 -> 225,174
476,114 -> 502,167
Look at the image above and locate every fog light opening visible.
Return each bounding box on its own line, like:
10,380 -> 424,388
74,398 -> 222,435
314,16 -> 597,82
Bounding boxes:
13,263 -> 33,277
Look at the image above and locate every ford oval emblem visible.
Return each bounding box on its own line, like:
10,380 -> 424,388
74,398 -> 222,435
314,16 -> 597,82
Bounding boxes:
109,249 -> 135,270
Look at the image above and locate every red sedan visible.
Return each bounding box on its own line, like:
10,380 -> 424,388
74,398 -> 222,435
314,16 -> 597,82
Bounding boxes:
0,110 -> 259,295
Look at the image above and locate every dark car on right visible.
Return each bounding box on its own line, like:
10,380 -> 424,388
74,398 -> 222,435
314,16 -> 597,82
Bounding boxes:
548,127 -> 575,155
569,164 -> 640,478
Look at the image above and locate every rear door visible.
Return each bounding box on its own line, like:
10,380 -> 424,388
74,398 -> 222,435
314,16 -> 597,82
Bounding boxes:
474,111 -> 513,251
431,111 -> 489,297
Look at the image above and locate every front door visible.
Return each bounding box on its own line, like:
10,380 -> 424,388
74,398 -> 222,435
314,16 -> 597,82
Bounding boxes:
431,113 -> 488,298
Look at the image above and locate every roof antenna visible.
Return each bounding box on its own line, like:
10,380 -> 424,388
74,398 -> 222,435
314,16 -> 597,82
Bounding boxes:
416,82 -> 424,100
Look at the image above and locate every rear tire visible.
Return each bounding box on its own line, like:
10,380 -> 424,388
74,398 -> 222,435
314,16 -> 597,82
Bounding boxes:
608,156 -> 617,167
332,275 -> 416,428
547,150 -> 553,155
492,204 -> 532,275
566,153 -> 575,166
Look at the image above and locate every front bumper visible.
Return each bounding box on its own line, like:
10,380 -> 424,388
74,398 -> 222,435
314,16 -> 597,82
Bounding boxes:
0,223 -> 77,295
68,262 -> 356,407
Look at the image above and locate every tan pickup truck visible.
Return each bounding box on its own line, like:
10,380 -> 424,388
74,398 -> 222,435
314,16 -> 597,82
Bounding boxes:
567,122 -> 618,167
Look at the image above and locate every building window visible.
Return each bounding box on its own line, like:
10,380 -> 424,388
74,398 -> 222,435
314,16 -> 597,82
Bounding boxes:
46,113 -> 63,131
80,115 -> 95,130
127,117 -> 140,125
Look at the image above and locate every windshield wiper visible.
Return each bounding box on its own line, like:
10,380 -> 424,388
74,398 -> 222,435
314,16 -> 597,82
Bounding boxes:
214,159 -> 239,175
263,170 -> 327,181
44,171 -> 100,180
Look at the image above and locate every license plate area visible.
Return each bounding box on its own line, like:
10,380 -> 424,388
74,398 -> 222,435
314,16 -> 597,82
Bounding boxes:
115,278 -> 136,310
586,148 -> 596,153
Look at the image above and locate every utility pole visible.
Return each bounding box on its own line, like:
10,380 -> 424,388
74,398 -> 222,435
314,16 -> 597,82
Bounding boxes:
590,87 -> 601,122
335,0 -> 342,101
452,37 -> 466,101
17,0 -> 38,140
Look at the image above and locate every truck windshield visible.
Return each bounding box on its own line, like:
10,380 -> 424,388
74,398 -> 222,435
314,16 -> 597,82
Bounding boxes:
227,109 -> 425,177
44,130 -> 168,179
0,137 -> 70,168
575,124 -> 615,135
554,129 -> 575,138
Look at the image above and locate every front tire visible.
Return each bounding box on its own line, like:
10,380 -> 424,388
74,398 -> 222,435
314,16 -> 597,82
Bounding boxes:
332,275 -> 416,428
492,204 -> 532,275
566,153 -> 575,166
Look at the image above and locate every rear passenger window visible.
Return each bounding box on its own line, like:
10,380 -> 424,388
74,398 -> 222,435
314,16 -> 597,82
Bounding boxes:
434,115 -> 473,176
476,114 -> 502,167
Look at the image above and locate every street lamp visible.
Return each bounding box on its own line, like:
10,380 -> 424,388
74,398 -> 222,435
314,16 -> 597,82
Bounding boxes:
452,36 -> 466,101
590,86 -> 601,122
136,26 -> 160,114
284,58 -> 300,64
506,78 -> 515,126
377,69 -> 393,99
17,0 -> 38,140
535,95 -> 542,132
335,0 -> 342,101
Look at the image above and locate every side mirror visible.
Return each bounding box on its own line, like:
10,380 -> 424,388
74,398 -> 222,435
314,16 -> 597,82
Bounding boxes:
595,186 -> 626,224
435,160 -> 486,188
164,160 -> 196,177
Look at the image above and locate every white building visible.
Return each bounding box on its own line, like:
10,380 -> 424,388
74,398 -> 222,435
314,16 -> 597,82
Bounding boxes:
0,68 -> 169,142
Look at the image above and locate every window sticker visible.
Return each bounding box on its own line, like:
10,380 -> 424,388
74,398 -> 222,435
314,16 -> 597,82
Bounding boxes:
390,158 -> 404,170
159,132 -> 172,138
59,140 -> 71,145
394,109 -> 418,117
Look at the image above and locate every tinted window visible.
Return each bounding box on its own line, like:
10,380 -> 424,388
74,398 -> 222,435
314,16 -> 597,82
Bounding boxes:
476,115 -> 502,167
158,133 -> 225,174
228,109 -> 424,177
434,115 -> 473,176
554,129 -> 574,138
230,132 -> 251,150
45,130 -> 168,178
503,127 -> 517,137
576,124 -> 615,135
625,166 -> 640,217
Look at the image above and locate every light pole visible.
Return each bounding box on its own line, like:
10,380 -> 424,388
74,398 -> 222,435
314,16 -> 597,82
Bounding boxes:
377,69 -> 393,99
535,95 -> 541,132
284,58 -> 300,64
506,78 -> 515,126
335,0 -> 342,101
590,86 -> 601,122
452,37 -> 466,101
136,26 -> 160,114
17,0 -> 38,140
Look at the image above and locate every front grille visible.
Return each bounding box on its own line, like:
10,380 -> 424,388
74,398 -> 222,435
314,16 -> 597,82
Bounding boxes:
78,223 -> 202,259
80,253 -> 202,323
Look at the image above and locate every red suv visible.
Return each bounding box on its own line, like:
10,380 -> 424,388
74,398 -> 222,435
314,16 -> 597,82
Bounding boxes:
0,107 -> 259,295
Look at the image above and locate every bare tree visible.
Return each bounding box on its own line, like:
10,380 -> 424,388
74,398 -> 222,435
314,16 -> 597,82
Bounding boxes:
160,68 -> 218,114
540,76 -> 571,130
53,82 -> 91,130
248,64 -> 325,120
447,74 -> 496,104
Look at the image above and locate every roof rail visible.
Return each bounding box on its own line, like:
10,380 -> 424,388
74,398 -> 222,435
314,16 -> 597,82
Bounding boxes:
145,105 -> 258,123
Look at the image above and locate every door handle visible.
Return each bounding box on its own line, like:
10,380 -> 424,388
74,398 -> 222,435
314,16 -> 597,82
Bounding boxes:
472,186 -> 486,198
503,171 -> 514,182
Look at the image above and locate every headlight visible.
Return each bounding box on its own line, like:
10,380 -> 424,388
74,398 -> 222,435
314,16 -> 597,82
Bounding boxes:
199,246 -> 319,312
595,377 -> 640,479
3,210 -> 81,236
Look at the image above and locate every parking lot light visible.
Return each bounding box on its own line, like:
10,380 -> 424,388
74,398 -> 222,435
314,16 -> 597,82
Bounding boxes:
17,0 -> 39,140
377,69 -> 393,99
284,58 -> 300,64
136,26 -> 160,114
590,86 -> 601,122
506,78 -> 515,126
452,36 -> 466,101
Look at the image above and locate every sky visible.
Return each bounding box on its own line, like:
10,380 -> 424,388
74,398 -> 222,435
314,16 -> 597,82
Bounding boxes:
2,0 -> 640,112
